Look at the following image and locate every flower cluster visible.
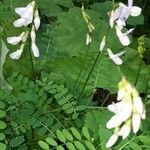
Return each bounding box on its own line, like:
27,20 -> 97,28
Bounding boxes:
7,1 -> 40,60
106,77 -> 146,148
109,0 -> 141,46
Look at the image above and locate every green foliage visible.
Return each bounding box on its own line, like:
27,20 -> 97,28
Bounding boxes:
0,0 -> 149,149
39,127 -> 97,150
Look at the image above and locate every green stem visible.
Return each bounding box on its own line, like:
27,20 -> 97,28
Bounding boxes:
28,43 -> 35,77
134,58 -> 143,87
80,52 -> 102,96
73,43 -> 90,91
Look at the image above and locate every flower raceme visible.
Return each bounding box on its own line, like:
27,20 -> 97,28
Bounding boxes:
106,77 -> 146,148
7,1 -> 40,60
109,0 -> 141,46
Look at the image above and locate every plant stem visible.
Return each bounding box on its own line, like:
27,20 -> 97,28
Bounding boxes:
134,58 -> 143,87
73,43 -> 90,91
28,43 -> 35,77
80,52 -> 102,96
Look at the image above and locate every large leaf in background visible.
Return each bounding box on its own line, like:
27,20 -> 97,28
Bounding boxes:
52,7 -> 110,57
91,1 -> 144,26
37,0 -> 74,17
0,0 -> 74,21
50,47 -> 149,93
0,40 -> 12,90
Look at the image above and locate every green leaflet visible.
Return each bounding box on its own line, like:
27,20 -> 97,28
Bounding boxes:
0,40 -> 12,90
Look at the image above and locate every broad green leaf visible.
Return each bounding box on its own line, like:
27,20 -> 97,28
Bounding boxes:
46,137 -> 57,146
38,141 -> 49,150
56,130 -> 66,143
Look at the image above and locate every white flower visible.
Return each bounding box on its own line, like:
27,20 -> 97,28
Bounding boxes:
107,48 -> 125,65
7,32 -> 25,45
106,133 -> 118,148
31,26 -> 40,57
99,35 -> 106,51
114,0 -> 141,29
14,1 -> 35,27
34,9 -> 40,30
9,44 -> 24,60
116,26 -> 134,46
86,33 -> 92,45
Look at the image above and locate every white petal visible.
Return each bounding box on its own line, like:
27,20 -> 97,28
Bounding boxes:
31,42 -> 40,57
99,35 -> 106,51
132,113 -> 141,133
117,89 -> 125,100
108,102 -> 124,113
9,48 -> 23,60
115,19 -> 125,30
31,26 -> 36,43
107,48 -> 124,65
86,33 -> 91,45
128,0 -> 133,8
106,134 -> 118,148
114,7 -> 123,20
7,32 -> 25,45
15,7 -> 26,16
7,36 -> 22,45
106,115 -> 123,129
16,2 -> 34,20
116,26 -> 130,46
34,9 -> 40,30
112,57 -> 123,65
133,96 -> 144,116
130,6 -> 142,17
13,18 -> 27,27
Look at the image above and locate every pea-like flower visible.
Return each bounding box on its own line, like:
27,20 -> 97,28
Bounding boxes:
116,26 -> 134,46
7,32 -> 26,45
14,1 -> 35,27
9,44 -> 25,60
113,0 -> 141,30
106,77 -> 146,148
107,48 -> 125,65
